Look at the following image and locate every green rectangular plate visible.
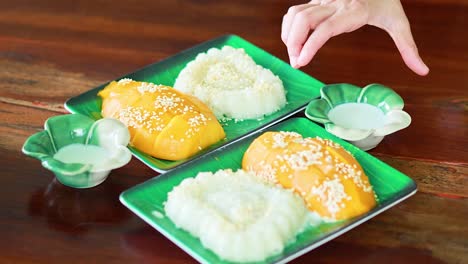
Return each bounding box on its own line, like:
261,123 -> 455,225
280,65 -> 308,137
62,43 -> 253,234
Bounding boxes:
65,34 -> 324,172
120,117 -> 417,264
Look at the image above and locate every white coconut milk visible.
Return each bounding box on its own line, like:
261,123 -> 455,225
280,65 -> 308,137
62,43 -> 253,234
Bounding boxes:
54,143 -> 109,171
328,103 -> 385,129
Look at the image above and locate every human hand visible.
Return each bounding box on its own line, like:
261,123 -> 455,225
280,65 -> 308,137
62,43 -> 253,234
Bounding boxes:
281,0 -> 429,76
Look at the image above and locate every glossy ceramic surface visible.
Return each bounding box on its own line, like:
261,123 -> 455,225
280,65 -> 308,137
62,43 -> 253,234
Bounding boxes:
305,83 -> 411,150
120,117 -> 417,264
65,34 -> 324,172
22,114 -> 131,188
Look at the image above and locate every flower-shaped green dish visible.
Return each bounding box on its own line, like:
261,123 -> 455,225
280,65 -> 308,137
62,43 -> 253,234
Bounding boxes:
305,83 -> 411,150
22,114 -> 132,188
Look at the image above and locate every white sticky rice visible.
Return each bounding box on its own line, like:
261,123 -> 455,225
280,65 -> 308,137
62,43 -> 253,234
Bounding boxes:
164,169 -> 308,262
173,46 -> 286,120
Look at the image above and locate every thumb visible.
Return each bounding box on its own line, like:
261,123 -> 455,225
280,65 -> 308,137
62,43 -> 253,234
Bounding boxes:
387,21 -> 429,76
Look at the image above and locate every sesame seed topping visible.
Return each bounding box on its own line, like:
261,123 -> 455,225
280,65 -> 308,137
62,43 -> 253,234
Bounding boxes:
118,78 -> 133,85
154,94 -> 182,110
283,150 -> 323,171
272,133 -> 288,148
254,161 -> 278,184
137,82 -> 165,94
335,162 -> 373,193
310,178 -> 349,218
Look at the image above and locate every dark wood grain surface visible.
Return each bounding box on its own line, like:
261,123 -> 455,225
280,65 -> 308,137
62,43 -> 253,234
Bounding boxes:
1,0 -> 466,263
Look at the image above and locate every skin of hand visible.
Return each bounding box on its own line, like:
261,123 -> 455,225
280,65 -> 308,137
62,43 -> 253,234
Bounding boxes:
281,0 -> 429,76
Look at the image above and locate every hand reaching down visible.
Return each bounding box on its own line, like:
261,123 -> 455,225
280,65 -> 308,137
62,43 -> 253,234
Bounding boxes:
281,0 -> 429,76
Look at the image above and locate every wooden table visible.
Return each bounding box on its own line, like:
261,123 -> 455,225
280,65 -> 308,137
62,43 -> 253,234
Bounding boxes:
1,0 -> 466,263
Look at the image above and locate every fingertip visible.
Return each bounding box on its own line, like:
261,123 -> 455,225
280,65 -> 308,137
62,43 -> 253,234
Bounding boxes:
281,19 -> 289,44
408,61 -> 429,76
413,51 -> 430,76
407,54 -> 430,76
297,52 -> 314,67
290,56 -> 298,68
281,34 -> 287,45
418,64 -> 430,76
420,58 -> 430,74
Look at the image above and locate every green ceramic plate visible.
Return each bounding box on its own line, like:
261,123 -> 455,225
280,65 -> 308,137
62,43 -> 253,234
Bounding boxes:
120,117 -> 417,264
65,34 -> 324,172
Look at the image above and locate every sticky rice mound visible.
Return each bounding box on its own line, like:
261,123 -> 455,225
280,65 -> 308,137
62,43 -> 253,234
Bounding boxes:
164,169 -> 308,262
173,46 -> 286,120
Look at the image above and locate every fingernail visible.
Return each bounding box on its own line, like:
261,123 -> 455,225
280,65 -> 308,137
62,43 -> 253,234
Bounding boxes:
290,56 -> 297,67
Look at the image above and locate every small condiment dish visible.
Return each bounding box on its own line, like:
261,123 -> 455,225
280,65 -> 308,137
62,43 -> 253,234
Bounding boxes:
22,114 -> 132,188
305,83 -> 411,151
